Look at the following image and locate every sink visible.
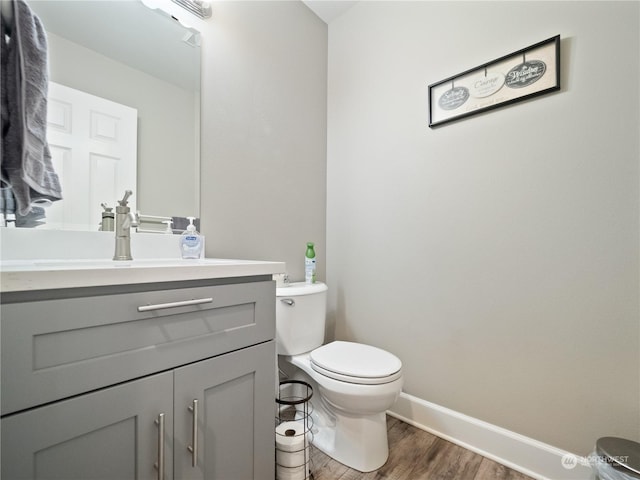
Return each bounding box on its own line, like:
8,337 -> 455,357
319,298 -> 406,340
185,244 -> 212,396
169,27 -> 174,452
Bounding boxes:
1,229 -> 286,292
2,258 -> 244,271
1,257 -> 286,292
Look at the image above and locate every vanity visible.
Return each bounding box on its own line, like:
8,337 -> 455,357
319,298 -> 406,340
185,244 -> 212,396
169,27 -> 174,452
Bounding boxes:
0,0 -> 287,475
1,230 -> 285,480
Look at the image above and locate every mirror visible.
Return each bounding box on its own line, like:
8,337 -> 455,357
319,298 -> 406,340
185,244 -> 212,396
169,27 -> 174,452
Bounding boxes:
23,0 -> 201,230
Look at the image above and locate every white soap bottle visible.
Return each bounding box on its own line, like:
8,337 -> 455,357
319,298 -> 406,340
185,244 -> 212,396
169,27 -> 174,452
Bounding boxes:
180,217 -> 202,259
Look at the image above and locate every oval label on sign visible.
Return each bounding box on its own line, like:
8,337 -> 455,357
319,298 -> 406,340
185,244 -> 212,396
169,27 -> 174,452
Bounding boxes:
438,86 -> 470,111
469,71 -> 505,98
505,60 -> 546,89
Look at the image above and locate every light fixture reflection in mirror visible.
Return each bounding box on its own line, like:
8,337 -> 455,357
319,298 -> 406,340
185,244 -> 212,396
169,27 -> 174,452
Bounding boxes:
24,0 -> 201,231
172,0 -> 212,19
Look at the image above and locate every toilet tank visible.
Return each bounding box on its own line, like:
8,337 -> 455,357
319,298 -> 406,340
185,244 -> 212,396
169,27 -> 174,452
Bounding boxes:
275,282 -> 328,356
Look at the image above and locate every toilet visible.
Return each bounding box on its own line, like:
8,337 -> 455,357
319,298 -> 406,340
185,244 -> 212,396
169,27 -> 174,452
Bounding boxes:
276,282 -> 403,472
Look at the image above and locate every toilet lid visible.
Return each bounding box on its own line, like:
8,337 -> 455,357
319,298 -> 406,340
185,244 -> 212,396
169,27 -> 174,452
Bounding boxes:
276,282 -> 328,297
310,341 -> 402,385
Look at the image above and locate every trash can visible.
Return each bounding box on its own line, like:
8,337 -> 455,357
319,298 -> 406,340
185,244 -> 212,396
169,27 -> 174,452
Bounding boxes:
594,437 -> 640,480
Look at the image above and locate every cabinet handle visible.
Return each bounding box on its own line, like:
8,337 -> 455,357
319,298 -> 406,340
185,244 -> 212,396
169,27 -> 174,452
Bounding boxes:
137,298 -> 213,312
187,399 -> 198,467
154,413 -> 165,480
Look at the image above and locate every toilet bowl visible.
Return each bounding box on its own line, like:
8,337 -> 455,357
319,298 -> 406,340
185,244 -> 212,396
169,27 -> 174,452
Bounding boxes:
276,282 -> 403,472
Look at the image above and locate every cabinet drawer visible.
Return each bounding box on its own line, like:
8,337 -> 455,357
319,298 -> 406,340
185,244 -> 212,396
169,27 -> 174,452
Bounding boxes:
1,280 -> 275,415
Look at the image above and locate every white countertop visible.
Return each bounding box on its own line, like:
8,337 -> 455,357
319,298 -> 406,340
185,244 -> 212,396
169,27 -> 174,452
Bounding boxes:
1,258 -> 286,292
0,229 -> 286,292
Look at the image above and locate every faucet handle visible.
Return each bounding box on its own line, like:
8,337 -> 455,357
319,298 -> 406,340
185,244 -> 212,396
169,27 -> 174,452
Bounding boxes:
118,190 -> 133,206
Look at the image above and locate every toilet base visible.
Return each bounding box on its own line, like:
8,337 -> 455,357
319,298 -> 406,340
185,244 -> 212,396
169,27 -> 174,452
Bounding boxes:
278,354 -> 399,473
310,402 -> 389,473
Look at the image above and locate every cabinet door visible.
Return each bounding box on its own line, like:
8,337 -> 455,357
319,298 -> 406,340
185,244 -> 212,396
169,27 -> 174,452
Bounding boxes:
1,371 -> 173,480
174,341 -> 276,480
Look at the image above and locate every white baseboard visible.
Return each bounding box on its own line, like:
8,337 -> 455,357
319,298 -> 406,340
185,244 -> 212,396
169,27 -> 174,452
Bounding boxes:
388,392 -> 595,480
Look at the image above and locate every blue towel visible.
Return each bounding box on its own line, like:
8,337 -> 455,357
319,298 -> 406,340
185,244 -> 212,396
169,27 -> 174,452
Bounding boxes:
1,0 -> 62,217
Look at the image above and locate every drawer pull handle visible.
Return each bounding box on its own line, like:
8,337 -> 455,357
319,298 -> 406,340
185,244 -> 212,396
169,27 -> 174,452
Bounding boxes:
137,298 -> 213,312
187,399 -> 198,467
154,413 -> 165,480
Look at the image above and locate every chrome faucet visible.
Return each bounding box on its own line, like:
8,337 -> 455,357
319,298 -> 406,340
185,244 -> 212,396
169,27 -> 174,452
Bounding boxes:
113,190 -> 136,261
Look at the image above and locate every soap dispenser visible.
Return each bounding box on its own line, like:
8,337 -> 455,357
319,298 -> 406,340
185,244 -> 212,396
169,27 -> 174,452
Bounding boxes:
180,217 -> 202,259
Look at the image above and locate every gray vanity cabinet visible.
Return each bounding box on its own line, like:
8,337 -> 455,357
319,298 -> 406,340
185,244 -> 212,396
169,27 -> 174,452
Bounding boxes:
1,370 -> 175,480
1,277 -> 277,480
173,341 -> 275,479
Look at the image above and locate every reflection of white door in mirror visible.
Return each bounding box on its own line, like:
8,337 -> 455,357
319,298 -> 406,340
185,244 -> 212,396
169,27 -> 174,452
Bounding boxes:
45,82 -> 137,231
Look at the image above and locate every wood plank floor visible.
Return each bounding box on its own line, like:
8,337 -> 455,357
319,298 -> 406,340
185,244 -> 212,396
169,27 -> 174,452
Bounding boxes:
309,416 -> 533,480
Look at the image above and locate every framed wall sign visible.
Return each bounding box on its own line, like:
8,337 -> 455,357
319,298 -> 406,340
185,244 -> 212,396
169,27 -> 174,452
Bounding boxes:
428,35 -> 561,128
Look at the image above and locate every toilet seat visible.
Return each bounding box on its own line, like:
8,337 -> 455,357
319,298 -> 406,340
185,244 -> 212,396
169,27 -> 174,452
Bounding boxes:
310,341 -> 402,385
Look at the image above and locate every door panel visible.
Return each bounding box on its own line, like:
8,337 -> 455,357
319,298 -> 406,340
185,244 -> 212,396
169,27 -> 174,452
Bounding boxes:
45,82 -> 137,230
174,341 -> 276,480
1,371 -> 173,480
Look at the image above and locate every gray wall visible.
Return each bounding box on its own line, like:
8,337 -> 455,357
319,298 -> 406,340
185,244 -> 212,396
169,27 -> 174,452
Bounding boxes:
194,0 -> 638,457
199,1 -> 327,281
326,1 -> 639,455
